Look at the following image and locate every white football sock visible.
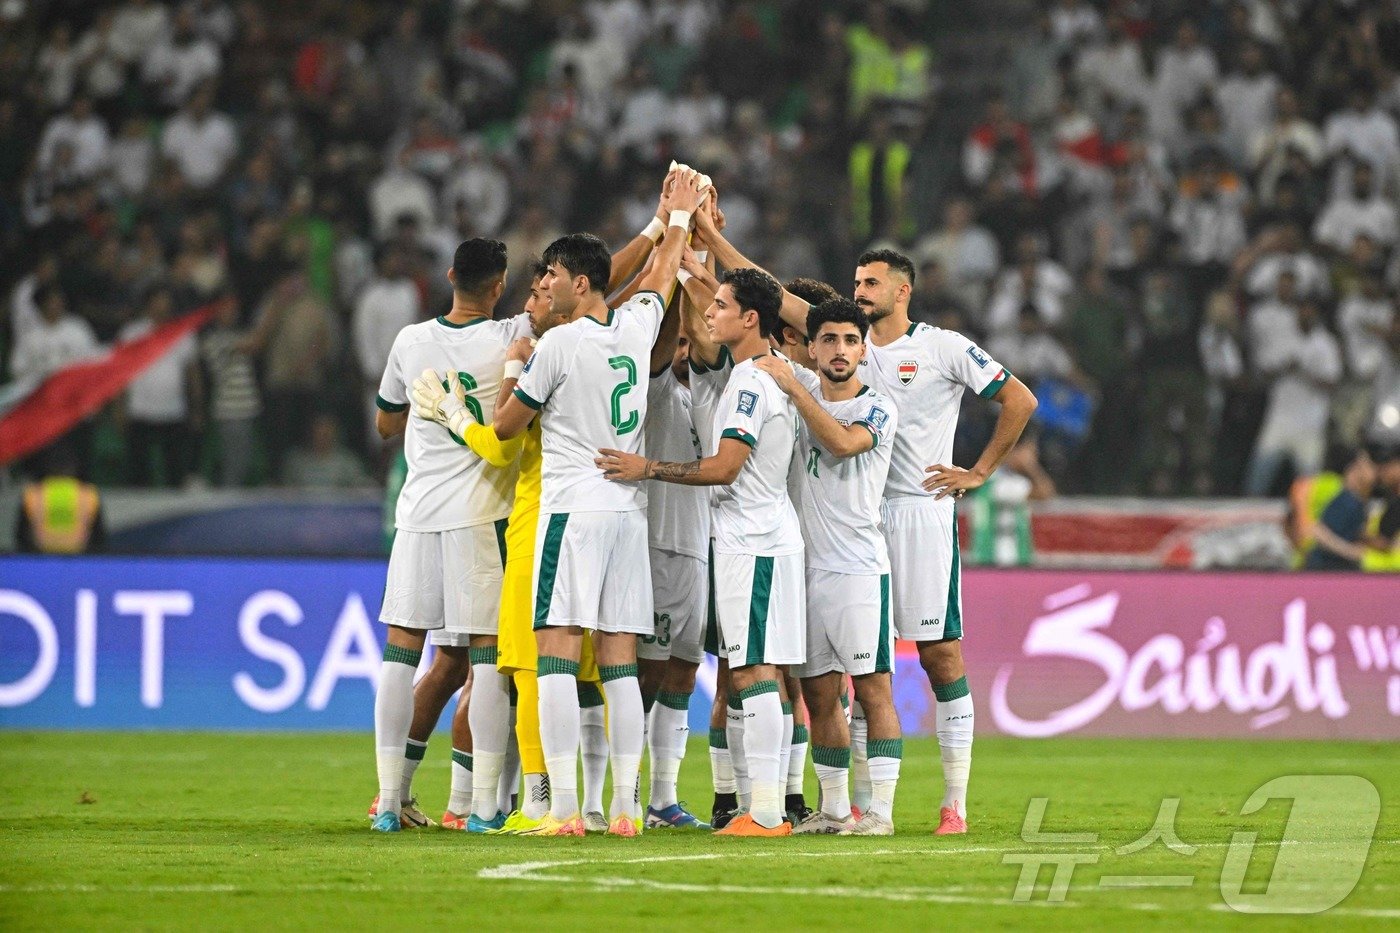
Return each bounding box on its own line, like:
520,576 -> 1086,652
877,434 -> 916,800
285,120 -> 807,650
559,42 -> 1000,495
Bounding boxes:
374,646 -> 420,817
648,691 -> 690,810
522,772 -> 550,820
600,666 -> 644,821
709,728 -> 735,793
778,703 -> 794,800
725,696 -> 750,809
537,658 -> 580,819
741,683 -> 784,828
498,704 -> 520,815
469,649 -> 511,819
579,695 -> 608,816
811,745 -> 851,820
401,738 -> 427,803
936,677 -> 974,817
867,738 -> 902,821
786,724 -> 808,796
448,748 -> 473,815
849,700 -> 871,812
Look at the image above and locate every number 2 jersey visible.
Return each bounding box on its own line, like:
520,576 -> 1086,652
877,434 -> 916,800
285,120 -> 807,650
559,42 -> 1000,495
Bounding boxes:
514,291 -> 665,514
861,321 -> 1010,499
377,314 -> 533,532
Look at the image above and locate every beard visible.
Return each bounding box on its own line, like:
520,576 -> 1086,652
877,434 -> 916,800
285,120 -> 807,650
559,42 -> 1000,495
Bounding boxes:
819,363 -> 854,383
862,301 -> 893,323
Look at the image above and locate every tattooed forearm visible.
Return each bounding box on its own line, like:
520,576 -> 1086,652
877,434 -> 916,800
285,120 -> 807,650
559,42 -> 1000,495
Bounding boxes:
649,459 -> 702,482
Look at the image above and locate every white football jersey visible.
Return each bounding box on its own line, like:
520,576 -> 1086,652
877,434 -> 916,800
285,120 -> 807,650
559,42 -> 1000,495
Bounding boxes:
710,352 -> 803,557
795,383 -> 898,574
688,345 -> 733,456
862,321 -> 1010,499
645,368 -> 709,558
378,314 -> 533,532
515,291 -> 665,514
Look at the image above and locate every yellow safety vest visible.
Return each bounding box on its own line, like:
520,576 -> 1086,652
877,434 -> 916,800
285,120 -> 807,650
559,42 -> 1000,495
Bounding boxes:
23,478 -> 99,555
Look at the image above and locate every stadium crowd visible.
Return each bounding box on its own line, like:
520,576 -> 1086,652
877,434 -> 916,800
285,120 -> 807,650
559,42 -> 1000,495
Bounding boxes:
2,0 -> 1399,501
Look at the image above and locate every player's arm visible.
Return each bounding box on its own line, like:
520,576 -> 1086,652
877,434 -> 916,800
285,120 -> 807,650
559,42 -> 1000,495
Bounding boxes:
924,375 -> 1038,499
752,356 -> 873,458
374,332 -> 410,439
376,408 -> 408,439
649,284 -> 684,377
680,246 -> 724,368
694,204 -> 810,334
606,168 -> 679,294
596,437 -> 751,486
611,247 -> 659,309
632,170 -> 709,304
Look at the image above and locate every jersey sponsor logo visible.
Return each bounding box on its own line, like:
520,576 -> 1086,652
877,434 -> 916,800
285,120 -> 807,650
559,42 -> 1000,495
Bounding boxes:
897,360 -> 918,385
966,345 -> 990,368
736,389 -> 758,415
921,617 -> 941,626
866,407 -> 889,431
852,651 -> 871,660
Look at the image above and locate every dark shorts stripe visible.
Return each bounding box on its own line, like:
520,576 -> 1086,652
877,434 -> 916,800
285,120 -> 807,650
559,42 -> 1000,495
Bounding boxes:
745,555 -> 774,667
945,512 -> 963,640
494,517 -> 509,566
875,573 -> 892,673
704,538 -> 719,656
533,513 -> 569,631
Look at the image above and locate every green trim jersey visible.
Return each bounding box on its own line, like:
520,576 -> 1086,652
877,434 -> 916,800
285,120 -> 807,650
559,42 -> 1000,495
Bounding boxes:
710,352 -> 803,557
514,292 -> 665,514
645,368 -> 709,558
687,345 -> 733,457
377,314 -> 532,532
796,383 -> 898,574
861,322 -> 1010,499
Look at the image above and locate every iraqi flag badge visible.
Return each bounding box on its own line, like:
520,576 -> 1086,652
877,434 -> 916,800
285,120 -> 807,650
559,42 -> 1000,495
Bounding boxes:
898,360 -> 918,385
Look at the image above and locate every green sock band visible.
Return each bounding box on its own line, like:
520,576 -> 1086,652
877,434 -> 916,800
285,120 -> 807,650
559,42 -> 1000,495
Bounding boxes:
577,681 -> 604,708
452,749 -> 473,771
781,701 -> 793,715
811,744 -> 851,768
738,680 -> 779,701
727,693 -> 743,711
382,644 -> 422,667
404,739 -> 427,761
598,663 -> 638,683
867,737 -> 904,760
791,724 -> 809,745
839,691 -> 850,710
538,655 -> 579,678
708,727 -> 728,749
656,690 -> 691,711
933,676 -> 970,702
468,646 -> 498,666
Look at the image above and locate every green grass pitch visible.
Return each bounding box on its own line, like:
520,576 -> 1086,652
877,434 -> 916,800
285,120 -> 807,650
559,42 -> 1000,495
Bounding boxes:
1,733 -> 1396,930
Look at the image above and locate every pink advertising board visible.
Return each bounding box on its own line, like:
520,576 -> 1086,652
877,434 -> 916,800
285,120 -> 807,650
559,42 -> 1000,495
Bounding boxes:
897,570 -> 1400,740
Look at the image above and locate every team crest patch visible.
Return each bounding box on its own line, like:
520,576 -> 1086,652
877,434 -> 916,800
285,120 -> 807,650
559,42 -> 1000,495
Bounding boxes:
867,407 -> 889,431
737,390 -> 758,415
897,361 -> 918,385
966,345 -> 990,368
523,353 -> 536,374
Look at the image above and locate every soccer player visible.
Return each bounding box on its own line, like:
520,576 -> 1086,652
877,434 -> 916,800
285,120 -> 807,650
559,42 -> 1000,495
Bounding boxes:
755,297 -> 901,835
369,238 -> 529,833
696,209 -> 1039,834
487,171 -> 708,837
598,266 -> 804,836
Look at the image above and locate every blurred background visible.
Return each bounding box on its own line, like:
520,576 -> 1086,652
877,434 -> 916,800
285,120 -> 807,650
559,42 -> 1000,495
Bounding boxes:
1,0 -> 1398,573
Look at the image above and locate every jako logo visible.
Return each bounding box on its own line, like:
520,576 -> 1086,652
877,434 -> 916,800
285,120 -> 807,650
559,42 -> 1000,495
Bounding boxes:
853,652 -> 871,660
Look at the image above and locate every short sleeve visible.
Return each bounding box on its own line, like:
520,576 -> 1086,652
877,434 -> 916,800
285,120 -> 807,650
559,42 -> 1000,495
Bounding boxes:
505,313 -> 534,343
932,329 -> 1011,399
648,366 -> 678,405
622,290 -> 667,343
513,327 -> 568,410
854,394 -> 897,448
718,372 -> 768,449
375,330 -> 407,412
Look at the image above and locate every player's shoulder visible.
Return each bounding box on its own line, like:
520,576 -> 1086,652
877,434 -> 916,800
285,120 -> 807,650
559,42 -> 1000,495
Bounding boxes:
618,289 -> 667,319
860,385 -> 898,413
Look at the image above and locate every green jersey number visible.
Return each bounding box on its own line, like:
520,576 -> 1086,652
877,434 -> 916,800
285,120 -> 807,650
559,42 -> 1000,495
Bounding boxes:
806,447 -> 821,477
608,356 -> 639,435
443,371 -> 485,446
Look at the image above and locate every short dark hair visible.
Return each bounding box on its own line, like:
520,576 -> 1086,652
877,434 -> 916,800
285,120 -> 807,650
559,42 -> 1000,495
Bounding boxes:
785,277 -> 840,308
542,233 -> 611,294
806,297 -> 868,342
856,248 -> 916,288
720,267 -> 783,338
452,238 -> 508,294
527,257 -> 548,281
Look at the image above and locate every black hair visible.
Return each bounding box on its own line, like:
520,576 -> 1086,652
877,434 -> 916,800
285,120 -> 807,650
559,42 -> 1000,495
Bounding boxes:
452,238 -> 508,294
527,257 -> 548,281
785,277 -> 840,308
856,248 -> 916,288
720,267 -> 783,338
542,232 -> 611,294
806,297 -> 868,342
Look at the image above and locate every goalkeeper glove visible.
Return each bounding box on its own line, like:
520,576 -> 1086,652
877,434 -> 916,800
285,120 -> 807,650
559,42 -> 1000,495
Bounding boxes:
411,368 -> 476,439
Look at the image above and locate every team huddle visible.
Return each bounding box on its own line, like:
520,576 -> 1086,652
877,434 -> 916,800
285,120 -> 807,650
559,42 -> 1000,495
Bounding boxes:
368,166 -> 1037,837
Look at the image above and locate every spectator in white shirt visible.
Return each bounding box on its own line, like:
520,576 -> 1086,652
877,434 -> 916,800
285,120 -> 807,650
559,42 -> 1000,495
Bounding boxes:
671,71 -> 727,148
369,152 -> 437,242
109,0 -> 171,65
1249,85 -> 1324,195
1150,20 -> 1219,140
439,141 -> 510,238
1313,161 -> 1399,255
1168,154 -> 1249,270
120,287 -> 203,488
1323,80 -> 1400,195
985,235 -> 1075,336
353,246 -> 421,435
1075,13 -> 1150,118
1244,298 -> 1343,494
75,11 -> 128,104
160,84 -> 237,190
36,21 -> 82,109
1049,0 -> 1102,47
109,116 -> 155,198
1215,42 -> 1278,165
914,196 -> 1001,313
8,285 -> 100,385
1243,222 -> 1331,300
613,63 -> 675,157
36,95 -> 110,180
142,6 -> 221,110
1335,271 -> 1397,444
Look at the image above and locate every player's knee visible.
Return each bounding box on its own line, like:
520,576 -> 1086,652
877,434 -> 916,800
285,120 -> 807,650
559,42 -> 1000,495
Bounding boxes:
851,672 -> 893,707
919,641 -> 963,685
